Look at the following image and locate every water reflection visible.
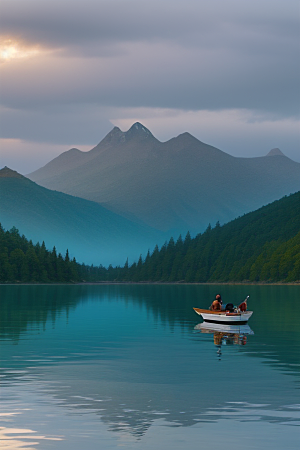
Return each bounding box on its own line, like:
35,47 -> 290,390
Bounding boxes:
194,322 -> 254,359
0,285 -> 300,450
0,411 -> 64,450
195,322 -> 254,345
0,426 -> 63,450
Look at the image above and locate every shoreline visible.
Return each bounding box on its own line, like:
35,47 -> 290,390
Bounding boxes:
1,281 -> 300,286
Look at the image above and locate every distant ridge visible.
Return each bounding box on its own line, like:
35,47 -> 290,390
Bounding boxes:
28,123 -> 300,235
0,167 -> 164,265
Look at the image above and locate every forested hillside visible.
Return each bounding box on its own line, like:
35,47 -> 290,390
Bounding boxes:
1,191 -> 300,284
0,225 -> 97,283
110,191 -> 300,283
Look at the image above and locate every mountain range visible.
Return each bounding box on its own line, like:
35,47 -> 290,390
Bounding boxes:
28,122 -> 300,235
0,167 -> 163,265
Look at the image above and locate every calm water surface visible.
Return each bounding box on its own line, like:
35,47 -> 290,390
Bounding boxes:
0,284 -> 299,449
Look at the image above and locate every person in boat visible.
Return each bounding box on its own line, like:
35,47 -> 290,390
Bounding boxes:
210,294 -> 223,311
238,298 -> 247,312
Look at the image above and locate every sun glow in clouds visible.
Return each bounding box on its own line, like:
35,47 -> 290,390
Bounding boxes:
0,39 -> 40,62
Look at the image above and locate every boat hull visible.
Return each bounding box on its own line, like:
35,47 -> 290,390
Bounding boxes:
193,308 -> 253,324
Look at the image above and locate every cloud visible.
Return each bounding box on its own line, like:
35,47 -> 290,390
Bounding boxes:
0,0 -> 299,171
0,138 -> 91,174
1,37 -> 298,117
0,104 -> 113,144
1,0 -> 299,117
1,1 -> 298,50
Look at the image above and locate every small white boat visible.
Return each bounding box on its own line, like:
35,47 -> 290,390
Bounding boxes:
193,308 -> 253,325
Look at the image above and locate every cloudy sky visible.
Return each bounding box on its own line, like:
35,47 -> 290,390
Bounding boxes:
0,0 -> 299,173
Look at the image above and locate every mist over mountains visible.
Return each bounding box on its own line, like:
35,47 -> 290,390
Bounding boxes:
3,123 -> 299,267
0,167 -> 163,265
29,123 -> 300,236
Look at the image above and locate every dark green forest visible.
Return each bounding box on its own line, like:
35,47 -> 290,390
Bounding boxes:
110,191 -> 300,283
1,191 -> 300,283
0,224 -> 104,283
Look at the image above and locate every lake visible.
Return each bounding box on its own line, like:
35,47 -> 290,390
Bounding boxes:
0,284 -> 299,449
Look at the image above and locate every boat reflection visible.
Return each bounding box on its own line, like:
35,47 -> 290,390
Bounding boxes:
194,322 -> 254,358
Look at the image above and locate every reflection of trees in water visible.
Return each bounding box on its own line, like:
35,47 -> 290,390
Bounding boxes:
0,285 -> 86,341
1,284 -> 300,369
120,284 -> 300,373
1,284 -> 300,439
0,284 -> 206,341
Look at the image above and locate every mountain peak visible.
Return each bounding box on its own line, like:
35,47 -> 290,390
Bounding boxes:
0,167 -> 24,178
110,126 -> 122,135
130,122 -> 150,133
266,148 -> 285,157
176,131 -> 200,142
95,126 -> 125,147
126,122 -> 154,140
95,122 -> 156,150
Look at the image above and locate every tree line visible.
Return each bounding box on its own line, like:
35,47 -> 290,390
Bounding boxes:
107,191 -> 300,283
0,224 -> 101,283
1,191 -> 300,283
